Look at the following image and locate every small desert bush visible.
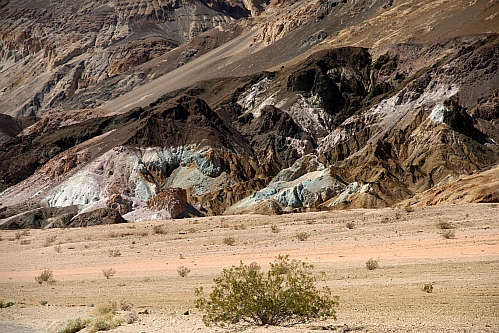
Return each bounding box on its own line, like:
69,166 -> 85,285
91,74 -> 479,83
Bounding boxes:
102,268 -> 116,279
0,299 -> 15,308
20,239 -> 31,245
365,258 -> 379,270
152,224 -> 167,235
247,262 -> 261,272
44,235 -> 57,247
115,299 -> 133,311
423,283 -> 433,293
233,224 -> 247,230
195,255 -> 338,328
223,236 -> 236,246
437,220 -> 454,230
296,232 -> 309,241
441,230 -> 456,239
86,313 -> 123,333
35,269 -> 56,285
15,230 -> 30,239
58,302 -> 125,333
177,266 -> 191,277
57,317 -> 88,333
271,224 -> 280,233
108,249 -> 121,257
346,221 -> 355,229
54,245 -> 62,253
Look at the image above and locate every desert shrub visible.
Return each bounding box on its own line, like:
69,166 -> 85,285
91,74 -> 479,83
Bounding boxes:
0,299 -> 15,308
152,225 -> 167,235
15,230 -> 30,239
247,262 -> 261,272
346,222 -> 355,229
20,239 -> 31,245
86,313 -> 123,333
423,283 -> 433,293
233,224 -> 247,230
365,258 -> 379,270
35,269 -> 56,285
93,302 -> 117,316
437,220 -> 454,230
441,230 -> 456,239
123,312 -> 138,324
177,266 -> 191,277
296,232 -> 309,241
117,300 -> 133,311
195,255 -> 338,328
44,235 -> 57,247
102,268 -> 116,279
108,249 -> 121,257
223,237 -> 236,246
271,224 -> 280,233
54,245 -> 62,253
57,317 -> 88,333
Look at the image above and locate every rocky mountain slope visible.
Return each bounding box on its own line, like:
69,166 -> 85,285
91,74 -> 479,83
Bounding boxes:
0,0 -> 498,228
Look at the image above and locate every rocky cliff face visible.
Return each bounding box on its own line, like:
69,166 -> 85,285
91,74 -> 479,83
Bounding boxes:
0,0 -> 498,227
0,0 -> 255,117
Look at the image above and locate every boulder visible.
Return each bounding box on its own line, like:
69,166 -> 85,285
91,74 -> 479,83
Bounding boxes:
68,208 -> 127,227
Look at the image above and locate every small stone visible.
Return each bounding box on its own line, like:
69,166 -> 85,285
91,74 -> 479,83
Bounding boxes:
184,310 -> 189,315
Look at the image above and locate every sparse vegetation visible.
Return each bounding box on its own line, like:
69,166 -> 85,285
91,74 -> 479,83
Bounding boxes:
57,317 -> 88,333
15,230 -> 30,240
195,255 -> 338,328
35,269 -> 56,285
102,268 -> 116,279
346,221 -> 356,229
365,258 -> 379,270
296,232 -> 310,241
223,236 -> 236,246
20,239 -> 31,245
0,299 -> 15,308
247,262 -> 261,272
115,299 -> 133,311
57,302 -> 125,333
152,224 -> 167,235
233,224 -> 247,230
441,230 -> 456,239
86,302 -> 123,333
54,245 -> 62,253
44,235 -> 57,247
423,283 -> 433,293
177,266 -> 191,277
108,249 -> 121,257
437,220 -> 454,230
271,224 -> 280,233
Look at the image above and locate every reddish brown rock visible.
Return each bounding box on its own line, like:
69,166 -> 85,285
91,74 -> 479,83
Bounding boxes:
146,188 -> 188,219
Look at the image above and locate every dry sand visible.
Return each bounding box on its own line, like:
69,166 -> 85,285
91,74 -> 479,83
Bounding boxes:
0,203 -> 498,332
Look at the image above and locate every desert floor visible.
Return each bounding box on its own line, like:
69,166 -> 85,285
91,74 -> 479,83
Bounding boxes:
0,203 -> 498,333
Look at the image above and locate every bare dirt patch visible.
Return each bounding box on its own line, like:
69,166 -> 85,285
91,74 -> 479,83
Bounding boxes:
1,204 -> 498,332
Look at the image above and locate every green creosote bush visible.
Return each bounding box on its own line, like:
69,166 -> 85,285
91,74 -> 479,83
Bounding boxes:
195,255 -> 338,328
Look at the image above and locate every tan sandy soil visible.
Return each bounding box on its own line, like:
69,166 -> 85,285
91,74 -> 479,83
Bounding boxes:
0,204 -> 498,332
